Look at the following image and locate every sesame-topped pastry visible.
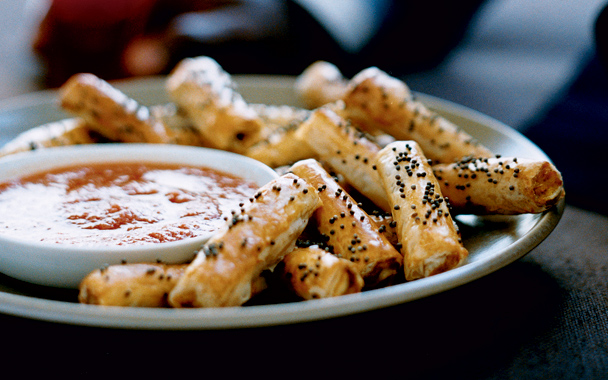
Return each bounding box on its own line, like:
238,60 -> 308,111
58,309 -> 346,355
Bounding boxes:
342,67 -> 494,164
0,118 -> 98,158
294,106 -> 390,211
79,263 -> 188,307
168,173 -> 321,308
166,56 -> 265,153
294,61 -> 349,109
60,73 -> 173,143
290,159 -> 403,288
375,141 -> 468,280
433,156 -> 565,215
279,246 -> 364,300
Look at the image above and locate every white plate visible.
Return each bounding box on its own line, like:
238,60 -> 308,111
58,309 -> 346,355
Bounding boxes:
0,75 -> 565,329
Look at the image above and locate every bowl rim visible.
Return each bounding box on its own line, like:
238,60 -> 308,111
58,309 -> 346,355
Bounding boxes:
0,142 -> 278,254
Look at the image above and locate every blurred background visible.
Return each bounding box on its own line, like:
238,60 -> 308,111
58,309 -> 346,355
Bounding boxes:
0,0 -> 607,214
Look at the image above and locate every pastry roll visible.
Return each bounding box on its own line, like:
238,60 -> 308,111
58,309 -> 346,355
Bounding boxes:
165,56 -> 264,153
279,246 -> 364,299
78,263 -> 188,307
168,173 -> 321,308
294,106 -> 389,212
294,61 -> 348,109
342,67 -> 494,163
78,263 -> 268,307
290,159 -> 402,288
0,118 -> 98,158
375,141 -> 468,280
433,156 -> 565,214
246,104 -> 316,168
59,73 -> 173,143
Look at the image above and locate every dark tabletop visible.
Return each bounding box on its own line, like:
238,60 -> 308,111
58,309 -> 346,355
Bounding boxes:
0,1 -> 607,378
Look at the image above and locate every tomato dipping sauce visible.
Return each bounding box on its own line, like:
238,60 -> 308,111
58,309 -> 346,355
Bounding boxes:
0,162 -> 259,246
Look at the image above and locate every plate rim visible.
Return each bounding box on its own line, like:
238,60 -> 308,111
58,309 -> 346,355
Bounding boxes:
0,75 -> 565,329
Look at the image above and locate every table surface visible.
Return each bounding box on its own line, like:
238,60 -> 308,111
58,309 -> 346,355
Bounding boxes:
0,1 -> 607,378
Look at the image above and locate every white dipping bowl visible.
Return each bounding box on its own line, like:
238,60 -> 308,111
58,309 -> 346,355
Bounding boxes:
0,143 -> 278,288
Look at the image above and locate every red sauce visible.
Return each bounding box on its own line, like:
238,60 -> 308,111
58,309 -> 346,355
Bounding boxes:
0,162 -> 259,246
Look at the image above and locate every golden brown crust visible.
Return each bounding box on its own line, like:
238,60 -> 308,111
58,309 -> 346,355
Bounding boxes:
279,246 -> 364,299
375,141 -> 468,280
294,61 -> 349,109
165,56 -> 264,153
342,67 -> 494,163
59,73 -> 173,143
294,106 -> 389,211
0,118 -> 98,158
289,159 -> 402,288
78,263 -> 188,307
168,173 -> 321,308
433,156 -> 565,214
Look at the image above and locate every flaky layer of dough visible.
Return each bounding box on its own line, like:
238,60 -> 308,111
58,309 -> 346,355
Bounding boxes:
168,173 -> 321,308
375,141 -> 468,280
433,156 -> 565,214
290,159 -> 402,287
280,246 -> 364,299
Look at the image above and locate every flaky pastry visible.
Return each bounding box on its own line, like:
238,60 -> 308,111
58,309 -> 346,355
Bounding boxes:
342,67 -> 494,163
375,141 -> 468,280
165,56 -> 264,153
60,73 -> 173,143
290,159 -> 402,287
294,106 -> 389,211
433,156 -> 565,214
279,246 -> 364,299
168,173 -> 321,308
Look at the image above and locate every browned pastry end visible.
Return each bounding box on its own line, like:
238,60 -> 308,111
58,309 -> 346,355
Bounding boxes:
375,141 -> 468,280
59,73 -> 172,143
78,263 -> 188,307
294,106 -> 390,211
280,246 -> 364,299
290,159 -> 403,288
342,67 -> 494,163
433,156 -> 565,214
168,173 -> 321,308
